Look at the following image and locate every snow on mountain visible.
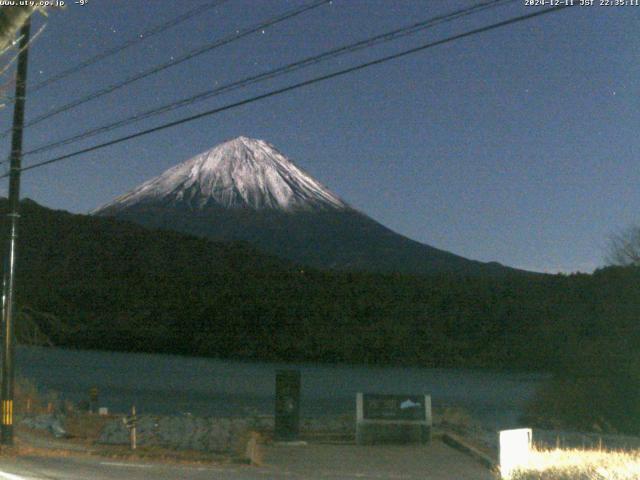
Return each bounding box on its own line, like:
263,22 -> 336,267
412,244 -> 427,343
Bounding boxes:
94,136 -> 348,213
92,136 -> 521,276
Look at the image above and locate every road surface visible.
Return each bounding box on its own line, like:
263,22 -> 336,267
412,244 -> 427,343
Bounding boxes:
0,440 -> 495,479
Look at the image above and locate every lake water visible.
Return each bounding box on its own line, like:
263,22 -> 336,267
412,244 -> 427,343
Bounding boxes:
15,346 -> 548,431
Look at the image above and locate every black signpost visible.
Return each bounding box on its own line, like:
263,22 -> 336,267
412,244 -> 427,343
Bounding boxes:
89,386 -> 99,414
274,370 -> 300,441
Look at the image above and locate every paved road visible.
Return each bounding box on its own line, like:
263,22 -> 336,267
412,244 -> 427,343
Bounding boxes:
0,441 -> 495,479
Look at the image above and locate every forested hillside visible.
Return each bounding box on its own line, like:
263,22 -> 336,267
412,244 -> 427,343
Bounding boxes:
0,199 -> 633,371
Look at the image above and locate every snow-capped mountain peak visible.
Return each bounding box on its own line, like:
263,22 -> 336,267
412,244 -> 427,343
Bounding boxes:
94,136 -> 348,213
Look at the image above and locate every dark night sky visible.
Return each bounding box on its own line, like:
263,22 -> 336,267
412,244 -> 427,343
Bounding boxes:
0,0 -> 638,273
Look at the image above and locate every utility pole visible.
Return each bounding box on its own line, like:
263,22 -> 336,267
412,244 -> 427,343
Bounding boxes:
1,19 -> 30,446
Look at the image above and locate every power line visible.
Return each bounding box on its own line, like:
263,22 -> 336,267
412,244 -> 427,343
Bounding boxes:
7,0 -> 230,100
5,5 -> 572,179
21,0 -> 516,159
0,0 -> 331,139
15,4 -> 572,175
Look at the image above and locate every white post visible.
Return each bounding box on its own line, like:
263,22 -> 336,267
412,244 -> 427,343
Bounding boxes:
499,428 -> 532,479
131,405 -> 137,450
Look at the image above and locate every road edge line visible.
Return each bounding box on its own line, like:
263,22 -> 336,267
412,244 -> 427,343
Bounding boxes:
441,432 -> 497,470
0,470 -> 29,480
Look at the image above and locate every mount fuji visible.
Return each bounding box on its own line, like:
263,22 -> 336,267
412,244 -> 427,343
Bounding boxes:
97,136 -> 347,213
94,136 -> 515,275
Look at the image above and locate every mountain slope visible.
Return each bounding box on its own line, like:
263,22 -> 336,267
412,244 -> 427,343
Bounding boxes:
94,136 -> 520,276
0,199 -> 570,370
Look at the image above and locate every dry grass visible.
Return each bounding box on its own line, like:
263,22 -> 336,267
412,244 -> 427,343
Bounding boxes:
0,434 -> 88,459
4,377 -> 262,467
1,438 -> 229,465
239,431 -> 264,466
433,406 -> 479,435
16,412 -> 263,466
507,447 -> 640,480
14,376 -> 67,415
84,444 -> 231,465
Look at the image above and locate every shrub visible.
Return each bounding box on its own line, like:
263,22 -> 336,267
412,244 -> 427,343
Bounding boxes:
525,342 -> 640,435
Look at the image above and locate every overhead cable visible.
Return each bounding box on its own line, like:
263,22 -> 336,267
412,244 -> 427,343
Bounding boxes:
6,5 -> 572,179
21,0 -> 516,158
0,0 -> 331,138
9,0 -> 230,99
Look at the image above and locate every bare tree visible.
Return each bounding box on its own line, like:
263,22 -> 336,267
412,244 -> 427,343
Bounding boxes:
607,226 -> 640,266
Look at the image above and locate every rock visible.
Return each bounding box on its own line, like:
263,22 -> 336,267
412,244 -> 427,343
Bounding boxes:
21,414 -> 68,438
97,414 -> 252,453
